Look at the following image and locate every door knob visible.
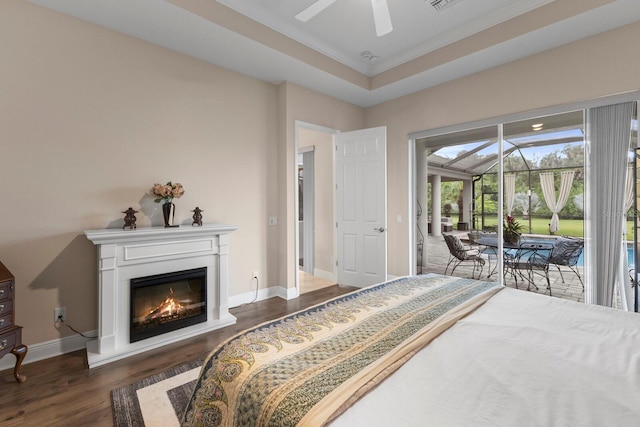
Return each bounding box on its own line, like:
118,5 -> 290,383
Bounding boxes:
374,227 -> 385,232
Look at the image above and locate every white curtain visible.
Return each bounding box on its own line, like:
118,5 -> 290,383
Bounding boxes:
540,171 -> 574,233
586,102 -> 634,307
505,174 -> 516,216
616,165 -> 634,311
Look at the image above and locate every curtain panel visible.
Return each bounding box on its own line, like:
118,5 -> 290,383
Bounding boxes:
617,165 -> 635,311
505,174 -> 516,216
586,102 -> 634,307
540,171 -> 574,233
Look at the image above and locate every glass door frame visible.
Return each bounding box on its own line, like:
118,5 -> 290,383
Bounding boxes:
408,91 -> 640,300
634,148 -> 639,312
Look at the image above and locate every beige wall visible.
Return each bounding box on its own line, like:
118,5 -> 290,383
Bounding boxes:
1,1 -> 279,344
277,83 -> 365,289
5,0 -> 640,354
365,21 -> 640,276
1,1 -> 366,349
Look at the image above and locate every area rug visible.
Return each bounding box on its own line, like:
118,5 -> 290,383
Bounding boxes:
111,360 -> 202,427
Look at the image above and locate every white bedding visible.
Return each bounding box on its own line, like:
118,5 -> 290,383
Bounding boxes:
331,287 -> 640,427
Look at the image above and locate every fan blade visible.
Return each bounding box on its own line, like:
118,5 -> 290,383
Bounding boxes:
295,0 -> 338,22
371,0 -> 392,37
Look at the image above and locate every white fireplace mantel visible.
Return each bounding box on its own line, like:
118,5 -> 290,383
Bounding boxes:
84,224 -> 238,368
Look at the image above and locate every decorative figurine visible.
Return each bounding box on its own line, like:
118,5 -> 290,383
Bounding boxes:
192,207 -> 204,226
122,207 -> 138,230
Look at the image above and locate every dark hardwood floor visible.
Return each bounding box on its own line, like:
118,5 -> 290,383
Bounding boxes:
0,285 -> 357,426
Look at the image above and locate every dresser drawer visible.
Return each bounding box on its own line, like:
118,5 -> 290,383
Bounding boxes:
0,299 -> 13,316
0,327 -> 18,356
0,312 -> 12,330
0,280 -> 13,302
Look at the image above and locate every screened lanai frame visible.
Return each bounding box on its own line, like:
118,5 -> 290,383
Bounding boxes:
406,91 -> 640,313
426,111 -> 584,177
475,166 -> 584,234
422,109 -> 586,235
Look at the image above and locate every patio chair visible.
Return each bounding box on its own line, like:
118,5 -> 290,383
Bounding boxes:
548,236 -> 584,291
443,233 -> 485,279
469,231 -> 499,277
503,240 -> 555,295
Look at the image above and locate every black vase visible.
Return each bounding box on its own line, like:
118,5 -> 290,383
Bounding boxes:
162,201 -> 175,227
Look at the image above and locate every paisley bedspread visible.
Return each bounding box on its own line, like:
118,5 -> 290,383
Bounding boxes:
181,274 -> 502,427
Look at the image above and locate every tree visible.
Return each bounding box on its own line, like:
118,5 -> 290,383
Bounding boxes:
441,181 -> 462,213
513,192 -> 542,216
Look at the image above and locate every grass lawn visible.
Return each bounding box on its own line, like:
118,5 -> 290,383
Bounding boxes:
452,215 -> 635,239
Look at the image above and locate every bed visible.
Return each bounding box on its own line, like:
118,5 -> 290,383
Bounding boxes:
181,274 -> 640,426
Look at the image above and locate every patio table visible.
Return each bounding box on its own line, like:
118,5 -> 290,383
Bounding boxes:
475,236 -> 520,278
476,236 -> 555,291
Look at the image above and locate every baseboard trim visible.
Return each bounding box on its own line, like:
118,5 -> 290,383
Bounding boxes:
228,285 -> 298,308
2,286 -> 303,372
0,330 -> 96,373
313,268 -> 336,282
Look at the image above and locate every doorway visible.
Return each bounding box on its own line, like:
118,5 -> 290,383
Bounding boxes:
296,123 -> 338,294
299,146 -> 315,275
295,122 -> 388,293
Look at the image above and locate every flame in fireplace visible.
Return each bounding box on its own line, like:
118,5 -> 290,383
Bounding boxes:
143,288 -> 183,321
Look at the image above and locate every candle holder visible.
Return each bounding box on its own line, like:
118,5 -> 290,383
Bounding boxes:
122,207 -> 138,230
192,207 -> 203,226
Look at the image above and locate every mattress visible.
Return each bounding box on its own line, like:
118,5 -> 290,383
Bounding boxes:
181,275 -> 640,426
332,287 -> 640,426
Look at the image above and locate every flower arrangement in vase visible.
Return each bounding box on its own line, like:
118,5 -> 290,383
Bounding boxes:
152,182 -> 184,227
503,215 -> 522,244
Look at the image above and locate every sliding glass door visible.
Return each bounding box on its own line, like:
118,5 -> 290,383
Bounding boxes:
415,111 -> 587,300
412,99 -> 640,312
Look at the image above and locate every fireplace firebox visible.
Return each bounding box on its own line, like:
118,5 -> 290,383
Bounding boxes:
130,267 -> 207,343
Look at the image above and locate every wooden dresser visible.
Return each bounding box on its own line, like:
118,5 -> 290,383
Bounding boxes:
0,261 -> 27,382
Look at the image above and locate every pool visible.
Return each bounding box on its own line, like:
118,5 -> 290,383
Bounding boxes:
485,238 -> 633,268
576,247 -> 634,267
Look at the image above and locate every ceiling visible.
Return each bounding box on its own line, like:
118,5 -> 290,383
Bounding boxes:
216,0 -> 555,75
27,0 -> 640,107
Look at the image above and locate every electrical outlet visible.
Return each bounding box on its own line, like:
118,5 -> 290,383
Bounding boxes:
54,307 -> 67,323
252,271 -> 259,280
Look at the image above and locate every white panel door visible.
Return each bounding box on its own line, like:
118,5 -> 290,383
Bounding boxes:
336,126 -> 387,287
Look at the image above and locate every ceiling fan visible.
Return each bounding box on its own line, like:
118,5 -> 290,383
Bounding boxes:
295,0 -> 393,37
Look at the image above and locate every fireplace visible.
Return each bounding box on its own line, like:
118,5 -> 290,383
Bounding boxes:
84,224 -> 237,368
130,267 -> 207,343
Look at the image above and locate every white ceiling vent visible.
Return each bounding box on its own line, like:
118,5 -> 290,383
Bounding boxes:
429,0 -> 464,12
